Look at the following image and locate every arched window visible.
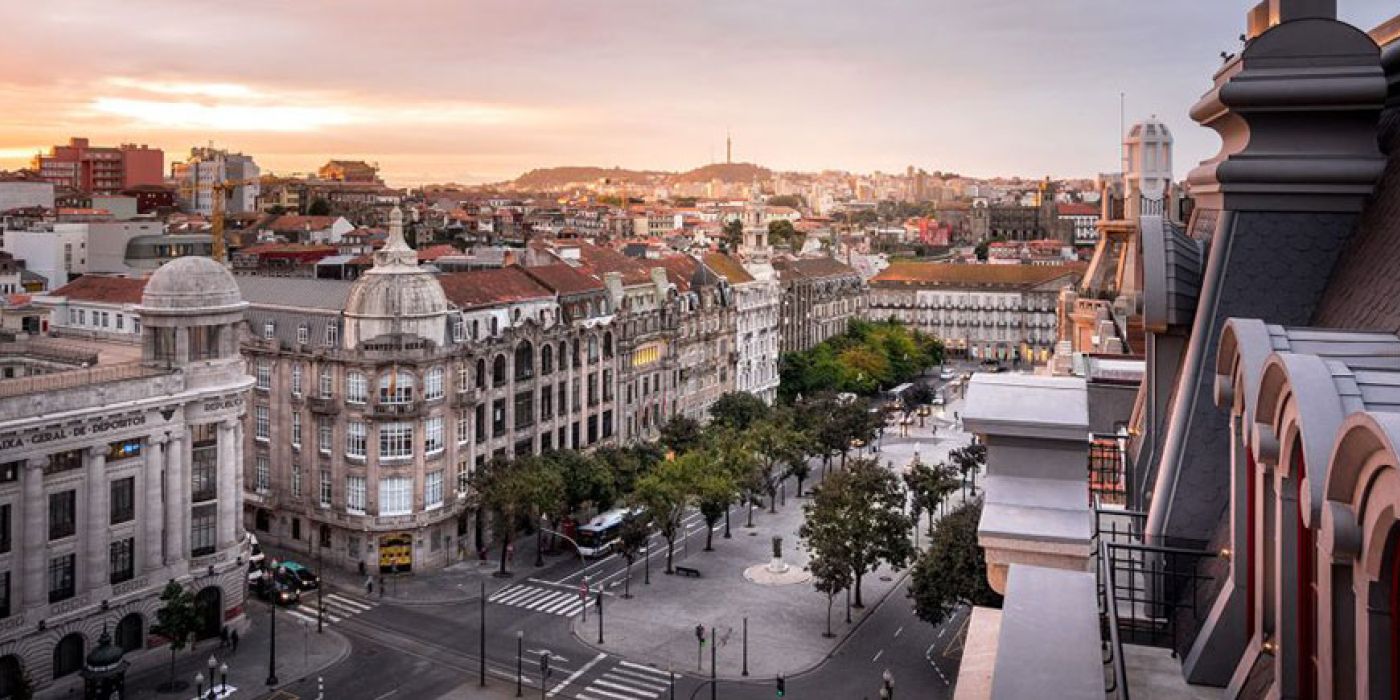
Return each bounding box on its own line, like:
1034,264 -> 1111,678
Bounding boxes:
559,342 -> 568,372
490,317 -> 499,336
0,655 -> 22,698
572,339 -> 581,368
541,344 -> 554,375
603,332 -> 614,359
475,358 -> 487,390
52,633 -> 83,679
116,613 -> 144,652
515,342 -> 534,381
378,371 -> 415,404
492,355 -> 507,386
1293,441 -> 1317,698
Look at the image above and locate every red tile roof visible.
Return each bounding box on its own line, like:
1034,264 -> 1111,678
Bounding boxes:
49,275 -> 147,304
702,252 -> 754,284
652,255 -> 700,293
439,266 -> 554,309
1057,203 -> 1099,216
266,215 -> 341,232
871,262 -> 1085,288
416,244 -> 459,262
522,263 -> 606,296
571,242 -> 653,285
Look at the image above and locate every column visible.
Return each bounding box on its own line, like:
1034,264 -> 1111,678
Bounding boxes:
85,448 -> 108,590
144,436 -> 166,571
21,459 -> 46,609
216,420 -> 238,549
164,433 -> 186,565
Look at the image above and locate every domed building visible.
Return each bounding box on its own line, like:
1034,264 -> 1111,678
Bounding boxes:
0,255 -> 252,695
343,208 -> 449,348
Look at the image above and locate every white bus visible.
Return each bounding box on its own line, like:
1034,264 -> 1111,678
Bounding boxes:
576,508 -> 635,558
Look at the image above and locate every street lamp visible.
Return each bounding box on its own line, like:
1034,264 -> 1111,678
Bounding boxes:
516,630 -> 524,697
207,655 -> 217,698
880,669 -> 894,700
220,662 -> 229,694
536,515 -> 547,567
195,673 -> 205,700
266,595 -> 279,686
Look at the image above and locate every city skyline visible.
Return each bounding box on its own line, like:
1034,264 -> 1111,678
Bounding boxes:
3,1 -> 1393,187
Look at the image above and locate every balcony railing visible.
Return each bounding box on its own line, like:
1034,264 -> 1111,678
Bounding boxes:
1089,433 -> 1129,507
371,401 -> 421,418
0,361 -> 165,398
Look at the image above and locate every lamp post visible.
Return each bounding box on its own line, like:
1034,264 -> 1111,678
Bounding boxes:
516,630 -> 524,697
879,669 -> 894,699
195,673 -> 205,700
220,662 -> 229,694
266,595 -> 279,686
536,515 -> 547,567
207,655 -> 217,698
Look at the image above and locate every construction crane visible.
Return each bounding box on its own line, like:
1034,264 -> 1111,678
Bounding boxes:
209,177 -> 262,263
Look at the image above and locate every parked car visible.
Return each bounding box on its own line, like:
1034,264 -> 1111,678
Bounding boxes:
939,368 -> 955,381
277,561 -> 320,591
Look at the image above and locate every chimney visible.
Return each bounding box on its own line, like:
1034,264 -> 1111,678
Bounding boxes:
502,249 -> 518,267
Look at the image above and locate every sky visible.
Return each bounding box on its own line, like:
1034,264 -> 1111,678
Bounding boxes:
0,1 -> 1394,187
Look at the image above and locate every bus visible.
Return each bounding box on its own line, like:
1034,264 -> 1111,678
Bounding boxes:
576,508 -> 635,558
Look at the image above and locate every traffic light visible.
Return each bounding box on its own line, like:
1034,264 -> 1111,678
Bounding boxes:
695,624 -> 706,646
776,675 -> 785,697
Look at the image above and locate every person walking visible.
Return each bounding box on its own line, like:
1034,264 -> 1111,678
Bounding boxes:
230,628 -> 240,653
219,625 -> 230,649
365,576 -> 374,596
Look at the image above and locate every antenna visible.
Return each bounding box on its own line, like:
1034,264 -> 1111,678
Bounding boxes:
1119,92 -> 1127,175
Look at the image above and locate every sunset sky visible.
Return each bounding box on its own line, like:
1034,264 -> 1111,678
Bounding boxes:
1,1 -> 1394,186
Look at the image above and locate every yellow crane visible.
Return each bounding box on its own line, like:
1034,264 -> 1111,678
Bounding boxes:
209,177 -> 262,263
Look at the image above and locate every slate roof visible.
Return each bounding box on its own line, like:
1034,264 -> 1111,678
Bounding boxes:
235,276 -> 355,311
439,267 -> 554,310
48,275 -> 147,304
522,263 -> 606,296
1141,216 -> 1204,333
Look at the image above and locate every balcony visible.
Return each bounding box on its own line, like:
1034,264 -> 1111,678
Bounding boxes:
371,401 -> 421,419
452,389 -> 482,408
308,396 -> 341,415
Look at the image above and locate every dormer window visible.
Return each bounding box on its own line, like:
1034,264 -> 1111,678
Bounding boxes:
325,323 -> 338,346
263,320 -> 275,340
297,324 -> 310,345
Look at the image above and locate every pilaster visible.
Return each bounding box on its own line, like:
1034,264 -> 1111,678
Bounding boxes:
84,448 -> 108,591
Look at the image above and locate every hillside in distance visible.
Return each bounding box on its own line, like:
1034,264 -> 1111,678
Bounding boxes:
508,162 -> 774,190
672,162 -> 771,184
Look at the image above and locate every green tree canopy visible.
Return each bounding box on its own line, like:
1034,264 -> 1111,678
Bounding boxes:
307,198 -> 331,216
909,499 -> 1002,626
631,452 -> 702,574
709,391 -> 770,432
151,581 -> 198,689
659,416 -> 704,456
800,458 -> 914,607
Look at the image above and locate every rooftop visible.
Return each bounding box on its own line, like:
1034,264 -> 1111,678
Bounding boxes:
870,261 -> 1084,289
46,275 -> 146,305
439,266 -> 554,310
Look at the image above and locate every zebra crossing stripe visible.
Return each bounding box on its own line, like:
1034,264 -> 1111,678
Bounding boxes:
522,591 -> 566,610
488,585 -> 529,603
600,672 -> 666,693
538,595 -> 580,614
604,669 -> 668,690
578,685 -> 651,700
326,593 -> 372,611
616,661 -> 671,678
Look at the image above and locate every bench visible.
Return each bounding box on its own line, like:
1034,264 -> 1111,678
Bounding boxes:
673,566 -> 702,578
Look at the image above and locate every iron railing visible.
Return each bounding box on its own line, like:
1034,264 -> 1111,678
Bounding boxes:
1089,434 -> 1129,507
1099,536 -> 1130,700
1093,504 -> 1219,659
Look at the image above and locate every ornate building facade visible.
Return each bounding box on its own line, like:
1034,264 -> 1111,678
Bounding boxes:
773,256 -> 865,354
0,256 -> 251,694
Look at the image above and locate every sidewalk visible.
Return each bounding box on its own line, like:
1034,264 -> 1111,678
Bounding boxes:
566,397 -> 980,681
108,601 -> 350,700
262,535 -> 564,606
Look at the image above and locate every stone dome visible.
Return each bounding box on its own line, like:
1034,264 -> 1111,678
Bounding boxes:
140,255 -> 244,312
343,207 -> 449,347
1126,116 -> 1172,143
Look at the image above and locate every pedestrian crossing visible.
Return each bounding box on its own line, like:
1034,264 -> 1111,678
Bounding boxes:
574,660 -> 673,700
488,583 -> 588,617
284,592 -> 375,626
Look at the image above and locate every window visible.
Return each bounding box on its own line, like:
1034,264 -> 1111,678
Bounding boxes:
48,553 -> 75,603
425,416 -> 444,454
346,421 -> 367,458
492,399 -> 506,437
262,320 -> 275,340
541,344 -> 553,375
0,572 -> 8,619
346,372 -> 367,404
541,387 -> 553,419
475,359 -> 486,390
255,361 -> 271,390
190,504 -> 215,557
291,411 -> 303,448
48,490 -> 75,540
297,324 -> 310,345
457,414 -> 469,445
514,342 -> 534,381
291,363 -> 303,396
318,419 -> 333,454
255,454 -> 270,493
109,538 -> 135,584
603,369 -> 613,402
425,367 -> 444,400
378,422 -> 413,461
378,371 -> 415,404
319,367 -> 334,398
346,476 -> 366,514
425,471 -> 443,510
255,405 -> 270,441
514,391 -> 534,430
110,478 -> 135,524
457,364 -> 469,392
457,457 -> 471,495
453,317 -> 465,342
319,470 -> 332,507
291,463 -> 303,499
379,477 -> 411,516
475,405 -> 486,444
492,355 -> 506,386
0,504 -> 9,553
325,323 -> 338,346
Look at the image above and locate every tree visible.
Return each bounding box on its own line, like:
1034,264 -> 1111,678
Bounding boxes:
950,444 -> 987,495
808,551 -> 853,638
151,581 -> 198,690
708,426 -> 760,537
694,462 -> 739,551
768,219 -> 799,248
548,450 -> 615,517
307,198 -> 331,216
909,499 -> 1002,626
766,194 -> 804,209
722,218 -> 744,252
630,452 -> 699,574
708,391 -> 769,432
617,514 -> 651,599
904,460 -> 961,532
659,416 -> 704,456
744,416 -> 806,513
474,456 -> 565,575
799,458 -> 914,608
974,235 -> 1006,262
